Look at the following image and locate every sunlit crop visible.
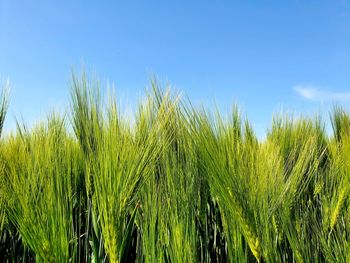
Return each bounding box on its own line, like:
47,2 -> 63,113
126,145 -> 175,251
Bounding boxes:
1,75 -> 350,262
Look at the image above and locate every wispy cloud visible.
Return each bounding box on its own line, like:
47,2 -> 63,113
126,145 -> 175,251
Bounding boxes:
293,84 -> 350,102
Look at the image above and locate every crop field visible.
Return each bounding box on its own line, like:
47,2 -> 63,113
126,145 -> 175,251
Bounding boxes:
1,74 -> 350,262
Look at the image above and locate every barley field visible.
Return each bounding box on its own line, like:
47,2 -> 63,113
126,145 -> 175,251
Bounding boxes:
1,74 -> 350,262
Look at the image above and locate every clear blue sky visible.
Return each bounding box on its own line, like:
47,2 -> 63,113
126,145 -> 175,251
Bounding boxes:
1,0 -> 350,138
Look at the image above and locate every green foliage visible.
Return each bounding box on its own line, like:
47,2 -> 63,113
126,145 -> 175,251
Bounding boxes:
1,75 -> 350,262
3,116 -> 82,262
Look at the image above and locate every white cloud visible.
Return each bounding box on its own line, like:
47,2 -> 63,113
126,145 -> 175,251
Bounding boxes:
293,84 -> 350,102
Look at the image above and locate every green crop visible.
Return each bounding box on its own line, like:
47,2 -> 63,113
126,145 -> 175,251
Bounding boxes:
1,74 -> 350,262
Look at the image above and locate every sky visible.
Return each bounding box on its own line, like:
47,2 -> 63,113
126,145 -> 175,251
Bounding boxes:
1,0 -> 350,138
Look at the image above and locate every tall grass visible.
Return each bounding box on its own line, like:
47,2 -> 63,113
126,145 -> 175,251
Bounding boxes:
137,84 -> 199,263
3,116 -> 82,262
1,75 -> 350,262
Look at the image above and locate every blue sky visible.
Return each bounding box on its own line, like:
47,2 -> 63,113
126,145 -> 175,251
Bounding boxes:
1,0 -> 350,138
